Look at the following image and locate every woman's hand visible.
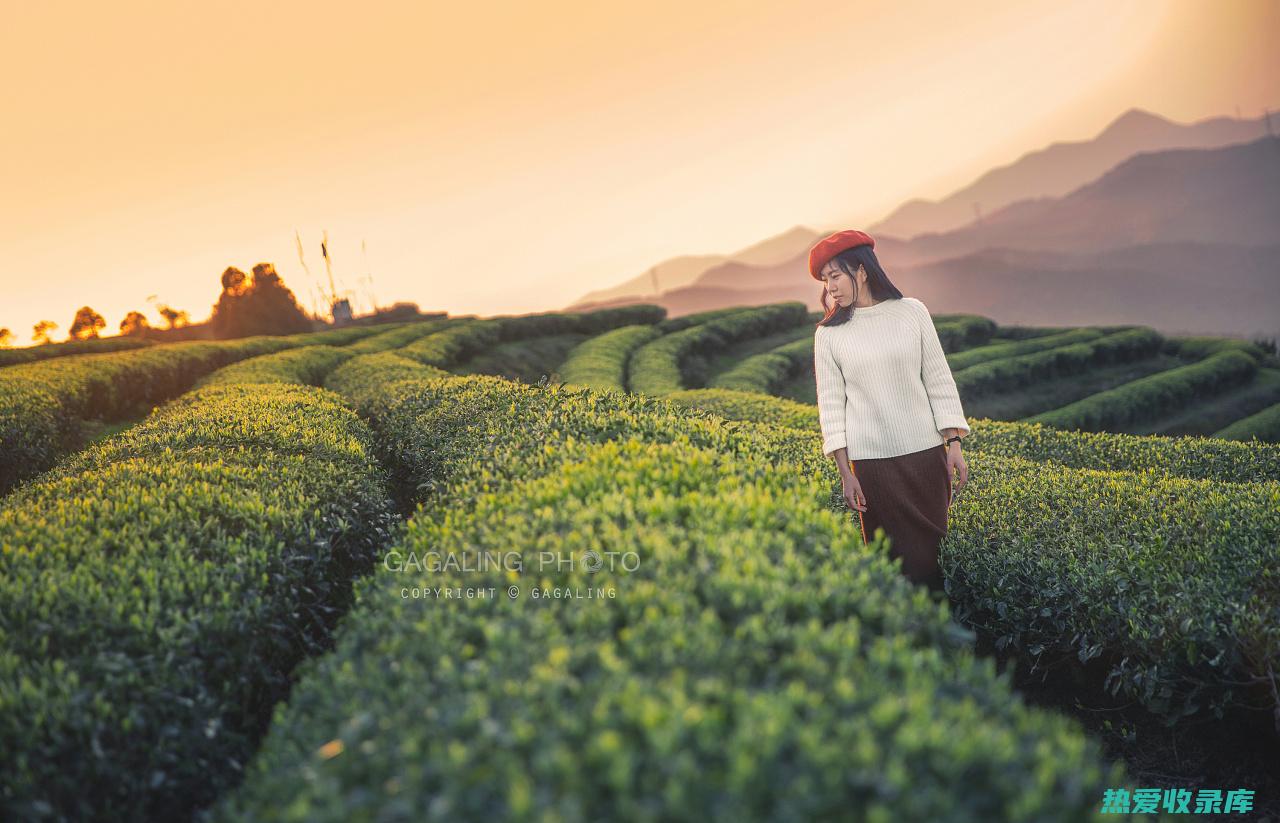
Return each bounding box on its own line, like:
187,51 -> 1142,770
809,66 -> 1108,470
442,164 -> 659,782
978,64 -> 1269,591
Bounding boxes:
841,470 -> 867,513
946,443 -> 968,506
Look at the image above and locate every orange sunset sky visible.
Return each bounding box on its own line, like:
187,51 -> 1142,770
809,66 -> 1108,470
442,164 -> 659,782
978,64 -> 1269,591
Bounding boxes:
1,0 -> 1277,343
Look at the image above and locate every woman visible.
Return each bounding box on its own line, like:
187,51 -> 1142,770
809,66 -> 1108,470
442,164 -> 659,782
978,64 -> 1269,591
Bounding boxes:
810,229 -> 969,594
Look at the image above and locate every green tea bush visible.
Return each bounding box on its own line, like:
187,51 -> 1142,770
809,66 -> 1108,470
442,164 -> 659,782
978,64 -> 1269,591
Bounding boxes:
215,380 -> 1135,821
1027,349 -> 1258,431
665,387 -> 820,432
559,324 -> 662,392
953,328 -> 1164,396
194,321 -> 458,390
947,328 -> 1105,371
398,307 -> 658,373
0,336 -> 155,368
943,451 -> 1279,726
285,323 -> 408,347
1169,336 -> 1269,362
1214,402 -> 1280,443
966,418 -> 1280,484
708,336 -> 812,394
932,315 -> 997,351
630,303 -> 810,396
0,383 -> 397,822
655,305 -> 754,334
340,317 -> 458,354
0,336 -> 310,493
195,345 -> 358,388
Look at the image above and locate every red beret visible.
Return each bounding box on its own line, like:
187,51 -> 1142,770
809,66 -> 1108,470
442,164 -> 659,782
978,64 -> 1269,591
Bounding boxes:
808,229 -> 876,280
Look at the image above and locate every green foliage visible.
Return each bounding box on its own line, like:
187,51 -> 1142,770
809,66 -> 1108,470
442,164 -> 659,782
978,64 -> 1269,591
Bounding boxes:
1214,401 -> 1280,443
947,328 -> 1106,371
195,345 -> 358,388
0,336 -> 155,368
1170,336 -> 1270,362
630,303 -> 810,395
954,328 -> 1165,397
0,337 -> 307,493
496,304 -> 664,339
709,336 -> 813,394
666,387 -> 820,432
655,305 -> 754,334
943,451 -> 1280,726
193,321 -> 458,390
559,324 -> 662,393
214,374 -> 1133,822
932,315 -> 997,351
967,417 -> 1280,484
397,308 -> 666,374
1027,349 -> 1258,431
0,383 -> 397,822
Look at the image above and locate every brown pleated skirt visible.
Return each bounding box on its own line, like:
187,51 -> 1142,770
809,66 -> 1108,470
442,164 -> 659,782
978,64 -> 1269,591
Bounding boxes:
851,443 -> 951,592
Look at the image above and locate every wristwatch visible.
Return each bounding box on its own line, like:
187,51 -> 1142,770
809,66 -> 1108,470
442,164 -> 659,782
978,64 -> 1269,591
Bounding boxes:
944,435 -> 962,448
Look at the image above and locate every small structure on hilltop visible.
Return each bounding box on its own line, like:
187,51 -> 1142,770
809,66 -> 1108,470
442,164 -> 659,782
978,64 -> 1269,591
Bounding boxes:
331,298 -> 353,326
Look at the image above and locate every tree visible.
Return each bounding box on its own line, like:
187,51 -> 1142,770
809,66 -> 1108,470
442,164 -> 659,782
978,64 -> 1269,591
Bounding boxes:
120,311 -> 150,336
69,307 -> 106,340
0,328 -> 12,348
210,262 -> 314,339
157,305 -> 189,330
33,320 -> 58,344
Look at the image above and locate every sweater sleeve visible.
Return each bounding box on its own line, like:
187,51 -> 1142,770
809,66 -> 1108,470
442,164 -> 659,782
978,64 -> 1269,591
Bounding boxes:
813,328 -> 848,457
914,299 -> 971,435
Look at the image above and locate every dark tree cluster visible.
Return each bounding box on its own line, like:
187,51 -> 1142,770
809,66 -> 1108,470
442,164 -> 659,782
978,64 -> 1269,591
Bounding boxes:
210,262 -> 315,339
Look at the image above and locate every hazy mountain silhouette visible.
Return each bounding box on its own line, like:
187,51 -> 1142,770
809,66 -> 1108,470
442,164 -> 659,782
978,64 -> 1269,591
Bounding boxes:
869,107 -> 1274,240
568,226 -> 825,309
566,133 -> 1280,339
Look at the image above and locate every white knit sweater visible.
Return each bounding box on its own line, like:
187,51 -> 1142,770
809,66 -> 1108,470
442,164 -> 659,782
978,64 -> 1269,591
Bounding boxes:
814,296 -> 970,460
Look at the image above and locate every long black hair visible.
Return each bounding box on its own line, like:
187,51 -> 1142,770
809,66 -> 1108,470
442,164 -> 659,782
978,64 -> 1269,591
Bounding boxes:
815,244 -> 904,327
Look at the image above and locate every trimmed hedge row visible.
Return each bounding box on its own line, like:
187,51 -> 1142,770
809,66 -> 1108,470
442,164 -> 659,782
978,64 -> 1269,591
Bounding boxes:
0,336 -> 155,368
708,336 -> 813,394
0,382 -> 398,822
341,317 -> 460,354
655,305 -> 754,334
653,386 -> 1280,486
496,305 -> 664,339
953,328 -> 1165,397
0,336 -> 319,494
931,315 -> 997,352
666,387 -> 820,432
943,450 -> 1280,726
195,345 -> 359,389
283,323 -> 411,347
1026,349 -> 1258,432
193,320 -> 457,390
946,328 -> 1105,371
652,389 -> 1280,726
324,358 -> 831,517
1214,401 -> 1280,443
1169,336 -> 1270,362
215,374 -> 1135,821
629,303 -> 810,396
559,324 -> 663,393
397,307 -> 661,373
966,418 -> 1280,484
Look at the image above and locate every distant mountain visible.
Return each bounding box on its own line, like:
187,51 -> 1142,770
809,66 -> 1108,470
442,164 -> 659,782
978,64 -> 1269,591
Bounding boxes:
567,225 -> 824,309
569,254 -> 726,309
891,242 -> 1280,339
903,136 -> 1280,259
869,107 -> 1274,240
565,135 -> 1280,339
